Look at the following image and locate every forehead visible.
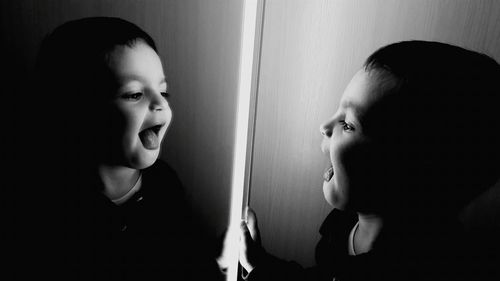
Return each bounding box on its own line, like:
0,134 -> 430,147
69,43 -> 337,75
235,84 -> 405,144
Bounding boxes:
339,69 -> 397,116
106,41 -> 164,83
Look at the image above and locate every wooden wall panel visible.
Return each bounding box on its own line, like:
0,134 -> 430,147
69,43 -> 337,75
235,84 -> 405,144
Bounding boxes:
160,0 -> 243,236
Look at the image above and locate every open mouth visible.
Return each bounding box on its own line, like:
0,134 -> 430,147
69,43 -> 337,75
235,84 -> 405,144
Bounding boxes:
323,165 -> 334,182
139,124 -> 163,150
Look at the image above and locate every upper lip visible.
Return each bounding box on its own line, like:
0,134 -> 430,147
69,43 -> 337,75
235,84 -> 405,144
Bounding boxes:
150,124 -> 162,135
140,122 -> 165,135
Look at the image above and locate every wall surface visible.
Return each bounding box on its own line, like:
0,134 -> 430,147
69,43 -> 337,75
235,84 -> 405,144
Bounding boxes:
249,0 -> 500,267
159,0 -> 243,237
2,0 -> 243,237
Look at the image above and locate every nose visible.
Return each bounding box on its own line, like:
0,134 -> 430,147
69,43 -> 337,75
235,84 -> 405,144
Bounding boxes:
320,119 -> 334,138
320,118 -> 334,154
149,92 -> 167,111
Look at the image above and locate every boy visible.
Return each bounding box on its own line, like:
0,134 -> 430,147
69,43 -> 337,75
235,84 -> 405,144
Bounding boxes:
231,41 -> 500,281
25,17 -> 222,281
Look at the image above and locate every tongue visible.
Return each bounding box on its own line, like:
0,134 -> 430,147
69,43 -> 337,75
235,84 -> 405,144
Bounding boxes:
323,166 -> 334,182
140,129 -> 159,150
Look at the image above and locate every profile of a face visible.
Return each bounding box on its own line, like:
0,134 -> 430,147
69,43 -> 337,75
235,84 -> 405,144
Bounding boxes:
320,69 -> 398,212
104,41 -> 172,169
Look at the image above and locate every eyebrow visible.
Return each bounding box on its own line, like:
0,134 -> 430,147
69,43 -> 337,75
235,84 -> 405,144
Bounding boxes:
119,74 -> 167,85
340,101 -> 363,115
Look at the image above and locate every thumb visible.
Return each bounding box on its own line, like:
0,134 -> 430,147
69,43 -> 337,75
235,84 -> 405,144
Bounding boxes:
240,220 -> 254,245
239,220 -> 260,273
245,207 -> 261,244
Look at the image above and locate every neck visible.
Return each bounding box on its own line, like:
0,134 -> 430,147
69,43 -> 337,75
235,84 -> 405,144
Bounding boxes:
353,212 -> 384,255
98,164 -> 140,200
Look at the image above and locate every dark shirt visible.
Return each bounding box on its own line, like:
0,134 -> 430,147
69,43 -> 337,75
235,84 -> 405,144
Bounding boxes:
247,209 -> 495,281
16,160 -> 222,281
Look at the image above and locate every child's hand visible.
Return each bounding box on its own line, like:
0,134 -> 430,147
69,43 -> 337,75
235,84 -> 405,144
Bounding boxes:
215,208 -> 265,275
239,208 -> 264,274
215,225 -> 235,274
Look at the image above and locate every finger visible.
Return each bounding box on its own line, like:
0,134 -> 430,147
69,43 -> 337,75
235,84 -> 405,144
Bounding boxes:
240,220 -> 253,242
246,208 -> 261,244
245,207 -> 256,222
218,227 -> 230,247
216,228 -> 233,272
239,221 -> 256,273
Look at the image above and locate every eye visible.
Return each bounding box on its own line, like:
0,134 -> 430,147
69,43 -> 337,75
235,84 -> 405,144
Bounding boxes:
339,120 -> 354,132
161,92 -> 170,99
121,92 -> 143,101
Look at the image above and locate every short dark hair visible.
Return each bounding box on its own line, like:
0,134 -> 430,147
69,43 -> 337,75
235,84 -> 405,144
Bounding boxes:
36,17 -> 157,96
362,41 -> 500,212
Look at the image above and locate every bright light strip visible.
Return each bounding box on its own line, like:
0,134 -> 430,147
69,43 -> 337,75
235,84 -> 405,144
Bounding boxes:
227,0 -> 260,280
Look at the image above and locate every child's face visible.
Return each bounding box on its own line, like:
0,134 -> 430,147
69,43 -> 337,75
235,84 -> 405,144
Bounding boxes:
320,69 -> 397,212
105,41 -> 171,169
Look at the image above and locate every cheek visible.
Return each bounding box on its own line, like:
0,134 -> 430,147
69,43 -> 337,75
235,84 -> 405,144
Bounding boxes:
341,145 -> 364,177
155,106 -> 172,143
122,111 -> 144,142
164,106 -> 173,133
332,140 -> 373,190
331,138 -> 360,172
110,106 -> 143,141
346,143 -> 384,200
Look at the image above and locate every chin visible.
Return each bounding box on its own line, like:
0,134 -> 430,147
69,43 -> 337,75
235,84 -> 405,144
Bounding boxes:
128,150 -> 159,170
323,181 -> 347,209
